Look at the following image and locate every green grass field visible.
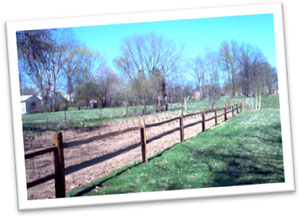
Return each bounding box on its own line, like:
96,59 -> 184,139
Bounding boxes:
22,95 -> 279,136
68,108 -> 284,197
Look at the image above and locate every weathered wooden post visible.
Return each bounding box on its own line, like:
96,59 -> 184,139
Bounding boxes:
231,104 -> 234,117
240,102 -> 243,112
140,118 -> 148,163
51,132 -> 66,198
214,105 -> 217,125
165,103 -> 168,112
223,104 -> 227,121
179,109 -> 184,142
201,107 -> 206,132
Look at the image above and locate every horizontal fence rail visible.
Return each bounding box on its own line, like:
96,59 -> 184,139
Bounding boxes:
27,174 -> 56,189
24,103 -> 242,198
183,119 -> 203,129
64,126 -> 139,148
147,127 -> 181,144
206,116 -> 216,122
25,146 -> 56,159
145,117 -> 180,128
183,111 -> 202,118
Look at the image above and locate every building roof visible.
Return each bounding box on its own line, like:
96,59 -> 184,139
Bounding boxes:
21,95 -> 41,102
21,95 -> 33,102
90,99 -> 98,103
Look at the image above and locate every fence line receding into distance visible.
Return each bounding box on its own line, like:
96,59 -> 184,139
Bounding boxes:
24,102 -> 242,198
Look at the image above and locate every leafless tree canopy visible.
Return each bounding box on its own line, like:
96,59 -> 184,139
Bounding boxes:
189,40 -> 277,110
17,29 -> 277,113
114,32 -> 184,112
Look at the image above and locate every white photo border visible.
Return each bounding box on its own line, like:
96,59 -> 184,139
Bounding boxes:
6,3 -> 295,210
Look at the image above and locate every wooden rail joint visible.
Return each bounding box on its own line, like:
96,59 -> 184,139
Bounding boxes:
213,105 -> 217,125
223,104 -> 227,121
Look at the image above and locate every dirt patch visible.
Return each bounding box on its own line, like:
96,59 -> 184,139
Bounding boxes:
24,110 -> 232,199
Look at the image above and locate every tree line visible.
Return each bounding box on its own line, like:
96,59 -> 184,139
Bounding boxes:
17,29 -> 277,114
190,40 -> 277,109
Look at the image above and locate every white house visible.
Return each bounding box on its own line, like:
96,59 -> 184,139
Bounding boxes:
21,95 -> 42,114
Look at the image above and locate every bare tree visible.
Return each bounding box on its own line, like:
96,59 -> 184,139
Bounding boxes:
94,65 -> 120,107
219,40 -> 240,97
72,50 -> 105,109
17,29 -> 69,110
190,55 -> 206,99
114,32 -> 183,111
238,44 -> 267,110
204,50 -> 221,107
17,29 -> 56,71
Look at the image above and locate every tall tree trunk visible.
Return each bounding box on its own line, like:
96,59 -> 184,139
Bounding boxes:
255,90 -> 258,111
157,96 -> 161,112
232,75 -> 235,98
52,90 -> 56,112
123,101 -> 128,116
258,87 -> 262,110
161,78 -> 167,105
142,98 -> 147,115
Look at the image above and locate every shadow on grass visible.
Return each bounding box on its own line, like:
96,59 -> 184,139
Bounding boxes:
70,111 -> 285,196
193,148 -> 284,187
187,121 -> 284,187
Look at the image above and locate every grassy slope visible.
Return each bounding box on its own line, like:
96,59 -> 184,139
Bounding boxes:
68,109 -> 284,197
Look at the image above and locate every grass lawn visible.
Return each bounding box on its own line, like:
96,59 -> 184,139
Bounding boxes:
68,108 -> 284,197
22,95 -> 279,136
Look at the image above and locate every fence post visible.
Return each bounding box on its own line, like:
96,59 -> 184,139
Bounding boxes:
240,102 -> 243,112
223,104 -> 227,121
179,109 -> 184,142
51,132 -> 66,198
236,103 -> 239,114
140,118 -> 148,163
165,103 -> 168,111
201,107 -> 206,132
214,105 -> 217,125
231,104 -> 234,117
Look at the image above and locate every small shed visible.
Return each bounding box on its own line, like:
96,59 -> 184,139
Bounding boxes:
21,95 -> 42,114
89,99 -> 98,108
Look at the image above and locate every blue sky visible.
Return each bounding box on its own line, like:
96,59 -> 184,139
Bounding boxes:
72,13 -> 276,70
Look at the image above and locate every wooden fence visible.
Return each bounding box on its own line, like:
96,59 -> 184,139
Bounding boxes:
24,102 -> 242,198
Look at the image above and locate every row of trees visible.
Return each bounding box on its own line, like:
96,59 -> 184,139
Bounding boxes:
190,41 -> 277,108
17,29 -> 277,113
